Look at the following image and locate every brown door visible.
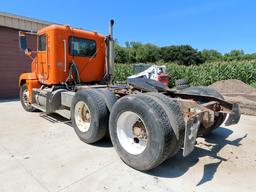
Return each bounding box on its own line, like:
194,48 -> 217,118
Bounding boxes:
37,34 -> 48,81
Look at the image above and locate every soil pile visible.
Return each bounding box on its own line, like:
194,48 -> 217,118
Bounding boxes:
209,79 -> 256,115
209,79 -> 256,94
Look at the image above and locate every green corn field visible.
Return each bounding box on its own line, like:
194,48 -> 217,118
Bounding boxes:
114,60 -> 256,87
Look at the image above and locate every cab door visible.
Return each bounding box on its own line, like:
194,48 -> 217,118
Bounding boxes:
37,34 -> 49,82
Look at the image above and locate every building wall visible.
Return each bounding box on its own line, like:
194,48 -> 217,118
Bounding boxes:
0,12 -> 51,32
0,26 -> 36,99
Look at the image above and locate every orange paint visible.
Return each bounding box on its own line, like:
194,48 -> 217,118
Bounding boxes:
19,24 -> 107,100
26,79 -> 41,102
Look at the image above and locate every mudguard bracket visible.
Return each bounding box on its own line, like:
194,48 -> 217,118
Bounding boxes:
225,103 -> 241,126
183,112 -> 204,157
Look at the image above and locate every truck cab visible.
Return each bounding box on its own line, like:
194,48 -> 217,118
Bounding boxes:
20,24 -> 107,85
35,25 -> 106,85
19,22 -> 114,111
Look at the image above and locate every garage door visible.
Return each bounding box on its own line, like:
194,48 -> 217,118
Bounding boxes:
0,26 -> 36,99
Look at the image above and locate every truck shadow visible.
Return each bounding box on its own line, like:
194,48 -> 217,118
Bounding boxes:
40,113 -> 71,124
40,113 -> 113,147
147,127 -> 247,186
39,113 -> 247,180
93,137 -> 113,148
0,98 -> 19,103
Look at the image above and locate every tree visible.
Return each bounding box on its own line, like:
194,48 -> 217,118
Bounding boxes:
224,49 -> 244,61
160,45 -> 205,65
228,50 -> 244,57
115,44 -> 127,63
143,44 -> 160,62
113,40 -> 256,65
201,49 -> 222,61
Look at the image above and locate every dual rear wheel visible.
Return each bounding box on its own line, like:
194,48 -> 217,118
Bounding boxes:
21,85 -> 225,171
71,89 -> 116,143
109,94 -> 185,171
71,89 -> 185,171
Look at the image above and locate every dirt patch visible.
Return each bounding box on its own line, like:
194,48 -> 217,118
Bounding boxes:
209,79 -> 256,116
209,79 -> 256,95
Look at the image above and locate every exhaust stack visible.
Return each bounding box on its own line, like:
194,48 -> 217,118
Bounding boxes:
108,20 -> 114,83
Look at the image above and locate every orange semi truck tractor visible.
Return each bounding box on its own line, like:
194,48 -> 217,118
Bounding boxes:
18,20 -> 241,171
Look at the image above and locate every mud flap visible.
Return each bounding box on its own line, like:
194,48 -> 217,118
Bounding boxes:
183,112 -> 204,157
225,103 -> 241,126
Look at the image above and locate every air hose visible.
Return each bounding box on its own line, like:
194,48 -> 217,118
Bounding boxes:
66,61 -> 81,85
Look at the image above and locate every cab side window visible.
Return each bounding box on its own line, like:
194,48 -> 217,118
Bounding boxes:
38,35 -> 46,51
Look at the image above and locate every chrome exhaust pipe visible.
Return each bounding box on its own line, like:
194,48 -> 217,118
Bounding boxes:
108,20 -> 114,83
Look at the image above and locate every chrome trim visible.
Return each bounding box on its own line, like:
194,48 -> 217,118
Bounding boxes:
63,39 -> 67,72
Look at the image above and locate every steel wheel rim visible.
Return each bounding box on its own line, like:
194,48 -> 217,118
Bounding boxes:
74,101 -> 91,132
22,88 -> 30,107
116,111 -> 148,155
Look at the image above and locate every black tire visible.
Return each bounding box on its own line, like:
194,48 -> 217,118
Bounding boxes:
93,88 -> 118,138
175,79 -> 188,85
109,94 -> 178,171
94,88 -> 117,111
176,84 -> 190,90
175,79 -> 190,90
180,86 -> 227,136
145,92 -> 185,158
19,84 -> 36,112
71,90 -> 108,144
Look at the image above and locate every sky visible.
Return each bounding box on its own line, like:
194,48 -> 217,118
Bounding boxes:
1,0 -> 256,53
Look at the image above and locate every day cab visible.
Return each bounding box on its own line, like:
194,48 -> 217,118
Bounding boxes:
19,24 -> 111,105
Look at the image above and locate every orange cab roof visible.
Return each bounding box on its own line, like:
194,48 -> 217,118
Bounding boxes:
37,24 -> 106,39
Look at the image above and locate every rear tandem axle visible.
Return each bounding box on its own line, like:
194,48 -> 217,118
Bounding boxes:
20,78 -> 240,171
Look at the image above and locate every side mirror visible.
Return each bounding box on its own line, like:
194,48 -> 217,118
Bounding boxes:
19,32 -> 27,50
25,48 -> 32,57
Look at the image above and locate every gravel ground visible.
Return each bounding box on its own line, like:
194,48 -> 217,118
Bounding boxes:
0,100 -> 256,192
